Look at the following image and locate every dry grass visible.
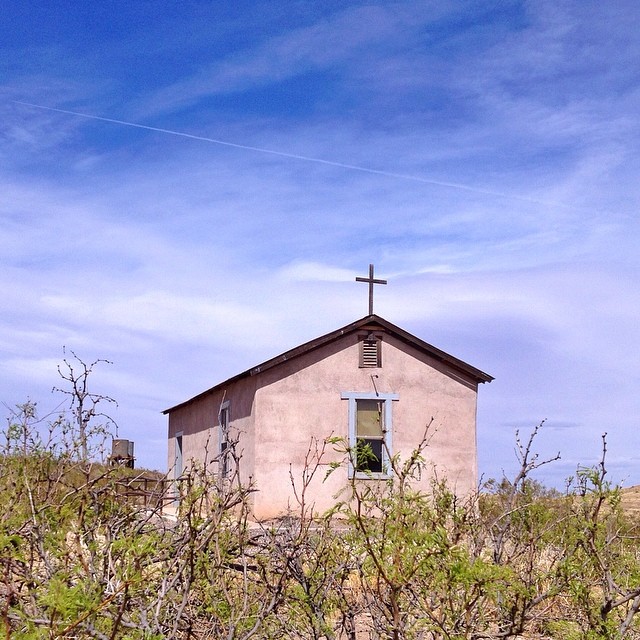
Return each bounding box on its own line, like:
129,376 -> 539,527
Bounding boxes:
621,485 -> 640,514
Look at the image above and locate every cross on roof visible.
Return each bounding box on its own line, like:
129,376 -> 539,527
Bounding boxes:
355,264 -> 387,315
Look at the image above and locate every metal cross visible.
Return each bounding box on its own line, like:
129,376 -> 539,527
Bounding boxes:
356,264 -> 387,315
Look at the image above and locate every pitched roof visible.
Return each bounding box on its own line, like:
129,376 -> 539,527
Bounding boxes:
163,314 -> 493,414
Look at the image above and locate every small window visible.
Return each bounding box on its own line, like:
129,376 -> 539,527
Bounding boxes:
175,433 -> 183,479
356,398 -> 384,473
219,402 -> 230,477
359,334 -> 381,368
173,432 -> 184,506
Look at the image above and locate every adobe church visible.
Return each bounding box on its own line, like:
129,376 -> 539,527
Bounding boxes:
164,266 -> 493,519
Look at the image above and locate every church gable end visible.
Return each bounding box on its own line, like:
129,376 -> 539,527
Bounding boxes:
164,312 -> 492,519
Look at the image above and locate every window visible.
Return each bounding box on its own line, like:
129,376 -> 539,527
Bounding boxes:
218,402 -> 230,478
173,432 -> 184,506
175,432 -> 183,479
341,392 -> 398,478
359,333 -> 381,368
355,398 -> 384,472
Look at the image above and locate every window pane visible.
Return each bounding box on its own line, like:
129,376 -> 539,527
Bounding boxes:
356,438 -> 383,473
175,435 -> 183,477
219,406 -> 230,478
356,399 -> 383,437
220,407 -> 229,431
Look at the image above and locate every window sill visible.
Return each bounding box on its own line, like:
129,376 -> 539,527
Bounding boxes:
351,471 -> 392,480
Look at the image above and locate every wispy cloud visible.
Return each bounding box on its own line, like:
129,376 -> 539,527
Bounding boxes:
130,5 -> 423,119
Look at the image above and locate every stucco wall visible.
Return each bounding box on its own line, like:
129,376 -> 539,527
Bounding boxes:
167,329 -> 481,520
249,332 -> 479,519
167,375 -> 257,491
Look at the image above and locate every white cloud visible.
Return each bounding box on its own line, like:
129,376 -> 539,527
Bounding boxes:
277,261 -> 355,282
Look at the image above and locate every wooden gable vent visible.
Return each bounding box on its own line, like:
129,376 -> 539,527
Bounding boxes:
360,334 -> 381,368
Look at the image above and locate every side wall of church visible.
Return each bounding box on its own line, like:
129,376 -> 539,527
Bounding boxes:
167,375 -> 258,497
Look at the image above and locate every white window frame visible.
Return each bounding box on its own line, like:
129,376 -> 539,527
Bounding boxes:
341,392 -> 398,478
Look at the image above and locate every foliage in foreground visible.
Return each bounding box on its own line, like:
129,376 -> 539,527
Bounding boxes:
2,356 -> 640,639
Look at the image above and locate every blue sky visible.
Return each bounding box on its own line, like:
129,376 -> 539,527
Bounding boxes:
2,1 -> 640,487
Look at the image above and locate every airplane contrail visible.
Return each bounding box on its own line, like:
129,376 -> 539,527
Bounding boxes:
13,100 -> 563,207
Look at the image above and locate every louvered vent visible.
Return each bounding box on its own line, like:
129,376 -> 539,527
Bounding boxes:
360,339 -> 381,368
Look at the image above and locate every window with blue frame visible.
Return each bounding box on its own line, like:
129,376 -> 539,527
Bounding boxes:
341,391 -> 398,478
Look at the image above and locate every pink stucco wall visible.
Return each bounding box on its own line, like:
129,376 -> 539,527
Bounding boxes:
250,332 -> 478,518
167,328 -> 480,520
167,375 -> 257,491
